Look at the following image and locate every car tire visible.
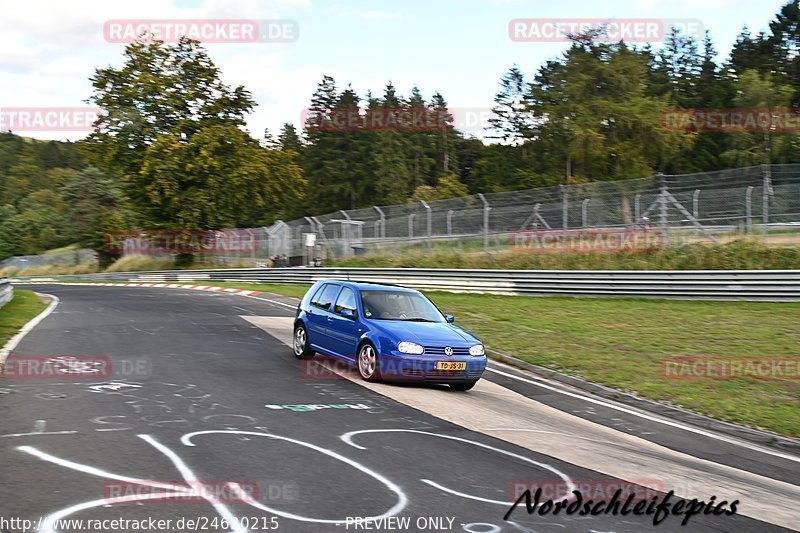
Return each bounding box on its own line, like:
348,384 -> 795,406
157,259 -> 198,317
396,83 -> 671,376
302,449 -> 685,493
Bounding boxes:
449,381 -> 477,391
357,342 -> 382,382
293,324 -> 314,360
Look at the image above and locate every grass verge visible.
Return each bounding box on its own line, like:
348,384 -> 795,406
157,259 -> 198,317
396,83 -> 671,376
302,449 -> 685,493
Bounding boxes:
0,290 -> 48,347
334,239 -> 800,270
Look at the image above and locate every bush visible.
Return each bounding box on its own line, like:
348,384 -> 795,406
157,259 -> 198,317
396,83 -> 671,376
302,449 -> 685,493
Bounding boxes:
104,255 -> 175,272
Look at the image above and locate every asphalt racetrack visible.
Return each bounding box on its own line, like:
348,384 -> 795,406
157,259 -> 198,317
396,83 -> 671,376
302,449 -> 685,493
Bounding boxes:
1,284 -> 798,533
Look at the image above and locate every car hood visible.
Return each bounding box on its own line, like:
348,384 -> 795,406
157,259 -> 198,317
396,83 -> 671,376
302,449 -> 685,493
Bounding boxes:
371,320 -> 479,346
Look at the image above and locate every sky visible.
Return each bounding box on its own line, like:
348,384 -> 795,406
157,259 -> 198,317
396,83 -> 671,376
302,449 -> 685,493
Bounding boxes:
0,0 -> 788,142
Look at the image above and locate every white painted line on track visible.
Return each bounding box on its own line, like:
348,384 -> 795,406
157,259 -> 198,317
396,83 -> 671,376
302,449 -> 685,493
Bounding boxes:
0,293 -> 59,369
486,365 -> 800,464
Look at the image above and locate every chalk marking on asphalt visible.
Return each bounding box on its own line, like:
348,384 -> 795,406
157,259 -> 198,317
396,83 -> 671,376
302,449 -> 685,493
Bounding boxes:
17,445 -> 189,492
33,493 -> 191,533
0,293 -> 59,369
486,365 -> 800,464
340,428 -> 575,500
139,434 -> 246,533
181,429 -> 408,524
421,479 -> 510,506
23,432 -> 243,533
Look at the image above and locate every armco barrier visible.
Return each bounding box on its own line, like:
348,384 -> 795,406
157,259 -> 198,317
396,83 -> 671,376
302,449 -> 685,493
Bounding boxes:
14,268 -> 800,301
0,279 -> 12,309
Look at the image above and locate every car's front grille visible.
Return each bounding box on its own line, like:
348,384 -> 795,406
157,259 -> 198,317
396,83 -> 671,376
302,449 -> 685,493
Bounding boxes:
403,368 -> 467,379
427,369 -> 467,378
424,346 -> 471,356
401,368 -> 484,379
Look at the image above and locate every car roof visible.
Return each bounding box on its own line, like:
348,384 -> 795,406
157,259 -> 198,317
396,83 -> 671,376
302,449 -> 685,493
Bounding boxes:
316,279 -> 419,293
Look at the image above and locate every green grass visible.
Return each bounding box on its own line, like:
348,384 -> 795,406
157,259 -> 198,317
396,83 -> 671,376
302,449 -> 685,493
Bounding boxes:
0,290 -> 48,347
425,292 -> 800,438
335,239 -> 800,270
43,279 -> 800,437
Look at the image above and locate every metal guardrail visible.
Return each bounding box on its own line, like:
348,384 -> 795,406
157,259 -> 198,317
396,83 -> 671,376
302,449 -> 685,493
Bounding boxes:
15,268 -> 800,301
0,279 -> 12,309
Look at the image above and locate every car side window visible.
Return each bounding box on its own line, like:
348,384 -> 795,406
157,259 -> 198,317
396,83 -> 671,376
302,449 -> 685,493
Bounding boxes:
333,287 -> 357,316
311,283 -> 340,310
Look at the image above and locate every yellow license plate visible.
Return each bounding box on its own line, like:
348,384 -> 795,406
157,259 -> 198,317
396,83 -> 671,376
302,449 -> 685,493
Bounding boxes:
436,361 -> 467,371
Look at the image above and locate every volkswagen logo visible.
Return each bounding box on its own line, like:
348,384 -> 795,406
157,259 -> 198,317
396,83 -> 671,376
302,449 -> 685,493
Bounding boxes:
444,347 -> 453,356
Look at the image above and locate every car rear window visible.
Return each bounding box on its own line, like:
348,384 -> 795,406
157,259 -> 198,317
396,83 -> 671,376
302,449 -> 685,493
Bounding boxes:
311,283 -> 340,310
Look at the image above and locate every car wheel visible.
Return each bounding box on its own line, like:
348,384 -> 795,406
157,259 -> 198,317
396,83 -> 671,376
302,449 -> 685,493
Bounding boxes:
357,342 -> 381,382
293,324 -> 314,360
449,381 -> 477,391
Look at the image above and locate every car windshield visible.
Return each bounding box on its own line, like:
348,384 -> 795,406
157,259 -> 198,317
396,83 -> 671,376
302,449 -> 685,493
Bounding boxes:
360,290 -> 444,322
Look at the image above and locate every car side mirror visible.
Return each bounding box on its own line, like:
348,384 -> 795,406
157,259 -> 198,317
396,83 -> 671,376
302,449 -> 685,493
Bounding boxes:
445,314 -> 455,323
340,308 -> 356,320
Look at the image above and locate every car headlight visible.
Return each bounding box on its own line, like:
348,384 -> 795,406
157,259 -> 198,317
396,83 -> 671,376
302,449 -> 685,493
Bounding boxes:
469,344 -> 485,356
398,342 -> 424,355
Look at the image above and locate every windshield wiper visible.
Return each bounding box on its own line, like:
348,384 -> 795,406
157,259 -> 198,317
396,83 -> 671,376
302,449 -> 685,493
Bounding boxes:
399,317 -> 436,322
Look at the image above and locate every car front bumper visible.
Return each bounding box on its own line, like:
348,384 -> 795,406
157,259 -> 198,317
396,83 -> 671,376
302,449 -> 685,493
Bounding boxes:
378,352 -> 487,383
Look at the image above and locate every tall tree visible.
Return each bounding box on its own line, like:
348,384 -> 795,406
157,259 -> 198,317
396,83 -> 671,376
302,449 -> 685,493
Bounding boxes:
84,37 -> 257,228
488,66 -> 533,144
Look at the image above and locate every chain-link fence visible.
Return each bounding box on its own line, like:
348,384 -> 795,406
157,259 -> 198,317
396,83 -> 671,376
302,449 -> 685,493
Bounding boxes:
105,164 -> 799,266
0,249 -> 97,272
9,164 -> 797,269
247,164 -> 798,264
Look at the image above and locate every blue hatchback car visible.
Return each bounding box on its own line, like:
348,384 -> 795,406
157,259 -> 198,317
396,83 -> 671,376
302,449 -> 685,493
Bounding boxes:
293,280 -> 486,390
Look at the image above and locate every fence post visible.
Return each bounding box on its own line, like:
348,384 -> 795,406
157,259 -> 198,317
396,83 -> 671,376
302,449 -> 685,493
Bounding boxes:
634,194 -> 641,228
533,203 -> 540,229
408,214 -> 415,240
339,210 -> 352,256
446,210 -> 454,236
581,198 -> 590,228
692,189 -> 700,219
762,164 -> 771,242
420,200 -> 432,248
658,174 -> 670,246
745,186 -> 753,235
373,206 -> 386,239
477,193 -> 490,255
303,216 -> 316,265
560,185 -> 568,232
